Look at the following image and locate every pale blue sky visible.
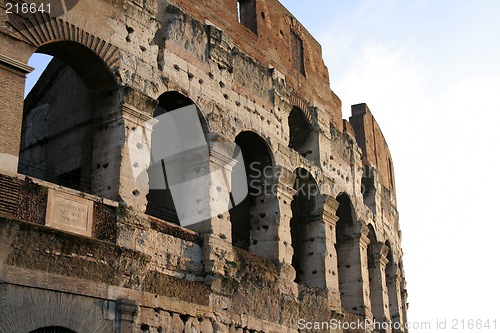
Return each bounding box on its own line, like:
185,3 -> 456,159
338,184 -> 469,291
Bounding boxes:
25,1 -> 500,331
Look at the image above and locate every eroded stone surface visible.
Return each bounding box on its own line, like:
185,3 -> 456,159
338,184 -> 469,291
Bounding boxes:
0,0 -> 407,332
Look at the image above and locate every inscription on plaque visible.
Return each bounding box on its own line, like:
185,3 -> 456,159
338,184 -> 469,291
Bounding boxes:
46,189 -> 93,237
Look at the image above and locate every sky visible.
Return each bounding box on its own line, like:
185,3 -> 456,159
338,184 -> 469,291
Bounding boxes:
24,1 -> 500,332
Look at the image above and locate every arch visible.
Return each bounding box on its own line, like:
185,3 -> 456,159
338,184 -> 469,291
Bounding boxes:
146,91 -> 209,224
290,167 -> 321,284
229,131 -> 274,249
35,41 -> 118,92
18,42 -> 120,195
31,327 -> 77,333
335,193 -> 365,314
8,13 -> 120,91
288,106 -> 314,156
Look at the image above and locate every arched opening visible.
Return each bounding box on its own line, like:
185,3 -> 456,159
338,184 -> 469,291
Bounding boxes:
362,166 -> 376,214
18,42 -> 120,195
335,193 -> 363,313
229,131 -> 273,250
385,242 -> 402,326
290,168 -> 321,284
366,224 -> 382,321
288,106 -> 313,157
30,327 -> 76,333
145,91 -> 208,225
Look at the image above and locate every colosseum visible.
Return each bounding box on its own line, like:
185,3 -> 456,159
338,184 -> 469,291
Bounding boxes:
0,0 -> 408,332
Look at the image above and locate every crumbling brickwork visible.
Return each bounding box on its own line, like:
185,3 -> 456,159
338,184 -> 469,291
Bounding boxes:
0,0 -> 407,332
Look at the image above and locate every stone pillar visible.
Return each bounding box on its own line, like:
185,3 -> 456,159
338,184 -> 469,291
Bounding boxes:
387,270 -> 404,332
116,299 -> 139,333
92,87 -> 156,211
0,53 -> 33,175
369,243 -> 392,333
337,224 -> 373,318
249,166 -> 295,263
401,278 -> 409,333
321,195 -> 342,311
196,136 -> 237,274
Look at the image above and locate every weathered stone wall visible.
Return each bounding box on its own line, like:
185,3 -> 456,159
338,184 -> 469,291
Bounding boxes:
0,0 -> 407,331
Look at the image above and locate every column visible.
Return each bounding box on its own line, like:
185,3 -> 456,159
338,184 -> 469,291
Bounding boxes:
337,224 -> 373,318
369,243 -> 392,332
387,270 -> 404,332
0,53 -> 33,174
92,87 -> 157,211
196,135 -> 237,274
321,195 -> 342,311
116,299 -> 139,333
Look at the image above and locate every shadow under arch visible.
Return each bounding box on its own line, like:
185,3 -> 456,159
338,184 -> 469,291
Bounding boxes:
229,130 -> 274,250
18,40 -> 121,195
146,91 -> 210,225
35,40 -> 119,93
288,106 -> 313,156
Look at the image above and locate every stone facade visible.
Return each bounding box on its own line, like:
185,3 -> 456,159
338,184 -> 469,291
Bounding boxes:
0,0 -> 408,332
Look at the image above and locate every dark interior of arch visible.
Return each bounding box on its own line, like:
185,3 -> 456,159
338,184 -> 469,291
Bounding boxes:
37,41 -> 117,92
146,92 -> 206,225
335,193 -> 355,245
229,131 -> 273,250
30,327 -> 76,333
19,48 -> 119,194
288,106 -> 313,155
367,224 -> 377,269
290,168 -> 319,282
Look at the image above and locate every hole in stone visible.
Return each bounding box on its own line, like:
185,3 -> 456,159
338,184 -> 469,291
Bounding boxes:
103,163 -> 109,169
259,213 -> 266,218
253,240 -> 257,245
261,11 -> 265,19
208,72 -> 214,79
173,64 -> 180,70
188,72 -> 194,80
280,30 -> 284,36
308,252 -> 313,255
133,162 -> 139,168
224,93 -> 229,100
180,314 -> 189,323
140,45 -> 146,52
260,199 -> 264,203
96,163 -> 100,169
262,225 -> 269,230
217,214 -> 223,219
132,190 -> 140,197
199,78 -> 204,84
309,238 -> 314,242
136,142 -> 143,149
312,270 -> 317,274
219,81 -> 225,88
106,186 -> 111,190
345,265 -> 351,268
140,323 -> 149,332
220,233 -> 227,239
